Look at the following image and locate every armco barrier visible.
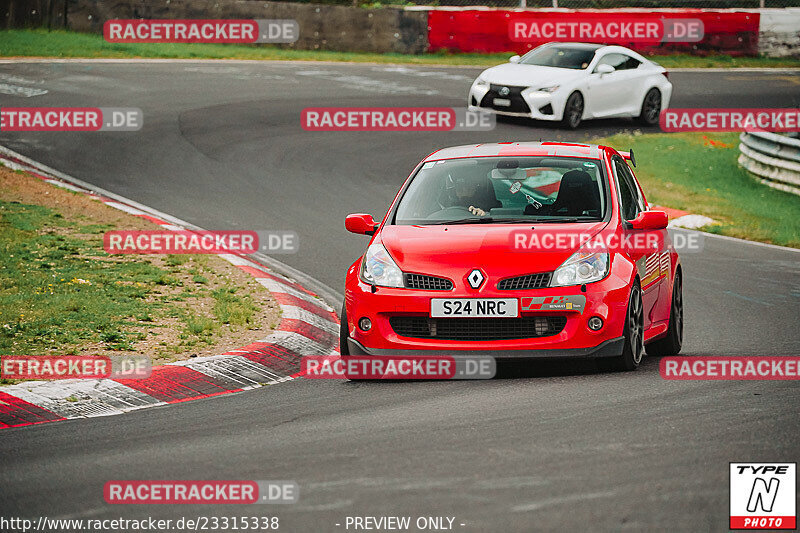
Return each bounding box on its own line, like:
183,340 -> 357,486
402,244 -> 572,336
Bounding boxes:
426,9 -> 760,56
738,132 -> 800,195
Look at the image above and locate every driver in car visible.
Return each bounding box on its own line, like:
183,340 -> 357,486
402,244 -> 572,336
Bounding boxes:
445,172 -> 501,216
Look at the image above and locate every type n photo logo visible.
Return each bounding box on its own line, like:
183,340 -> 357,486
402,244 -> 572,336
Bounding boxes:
730,463 -> 796,530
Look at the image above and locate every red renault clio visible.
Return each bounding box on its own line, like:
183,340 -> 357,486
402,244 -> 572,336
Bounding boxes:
342,142 -> 682,371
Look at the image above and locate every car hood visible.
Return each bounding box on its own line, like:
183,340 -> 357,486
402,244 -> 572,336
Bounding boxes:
480,63 -> 586,88
379,222 -> 609,282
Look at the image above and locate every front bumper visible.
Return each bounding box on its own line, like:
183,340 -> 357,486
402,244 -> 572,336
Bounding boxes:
344,264 -> 632,359
348,336 -> 624,359
468,82 -> 565,122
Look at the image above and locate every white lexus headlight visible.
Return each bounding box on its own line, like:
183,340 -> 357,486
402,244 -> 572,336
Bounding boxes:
536,85 -> 560,93
360,243 -> 404,288
474,76 -> 489,88
551,252 -> 609,287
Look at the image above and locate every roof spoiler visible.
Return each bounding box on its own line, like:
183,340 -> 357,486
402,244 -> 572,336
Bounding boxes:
619,149 -> 636,167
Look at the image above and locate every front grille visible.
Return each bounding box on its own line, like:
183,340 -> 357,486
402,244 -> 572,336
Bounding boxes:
405,273 -> 453,291
390,316 -> 567,341
479,84 -> 531,114
498,272 -> 552,290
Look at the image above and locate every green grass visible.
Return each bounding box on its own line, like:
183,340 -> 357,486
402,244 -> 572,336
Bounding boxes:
0,199 -> 169,358
589,132 -> 800,247
0,196 -> 266,374
3,29 -> 800,68
212,287 -> 259,327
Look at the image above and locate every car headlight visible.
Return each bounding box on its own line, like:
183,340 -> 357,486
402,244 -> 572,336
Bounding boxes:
550,252 -> 609,287
360,243 -> 404,288
536,85 -> 560,93
474,76 -> 489,88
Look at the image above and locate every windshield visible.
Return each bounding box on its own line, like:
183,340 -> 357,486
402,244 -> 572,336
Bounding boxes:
520,46 -> 597,70
394,156 -> 607,225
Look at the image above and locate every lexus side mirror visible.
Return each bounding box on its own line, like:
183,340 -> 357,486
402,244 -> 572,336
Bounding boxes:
595,64 -> 615,75
630,211 -> 668,230
345,213 -> 378,235
509,55 -> 521,63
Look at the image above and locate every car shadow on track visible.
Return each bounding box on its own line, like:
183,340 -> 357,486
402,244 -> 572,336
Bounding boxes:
494,355 -> 660,379
495,114 -> 662,135
340,357 -> 660,385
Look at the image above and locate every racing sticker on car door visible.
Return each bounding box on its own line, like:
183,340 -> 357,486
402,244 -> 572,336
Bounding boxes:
640,251 -> 669,290
521,295 -> 586,313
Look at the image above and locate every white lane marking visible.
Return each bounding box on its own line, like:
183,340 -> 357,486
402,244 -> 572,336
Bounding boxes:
257,278 -> 324,306
176,354 -> 288,385
511,490 -> 618,512
281,305 -> 339,334
183,65 -> 286,80
102,200 -> 148,216
0,73 -> 45,85
259,330 -> 330,355
296,70 -> 438,96
0,83 -> 48,97
4,380 -> 163,419
372,65 -> 473,82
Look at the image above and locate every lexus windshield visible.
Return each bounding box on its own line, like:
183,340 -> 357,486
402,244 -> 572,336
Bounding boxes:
519,44 -> 600,69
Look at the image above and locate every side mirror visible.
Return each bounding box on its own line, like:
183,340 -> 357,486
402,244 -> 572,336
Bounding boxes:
509,55 -> 521,63
345,213 -> 378,235
595,63 -> 615,75
630,210 -> 668,230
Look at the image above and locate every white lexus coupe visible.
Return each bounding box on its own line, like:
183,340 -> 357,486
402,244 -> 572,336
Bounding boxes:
468,42 -> 673,129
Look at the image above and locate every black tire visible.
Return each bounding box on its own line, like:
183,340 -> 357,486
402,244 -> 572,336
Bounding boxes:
638,88 -> 661,126
646,270 -> 683,357
603,281 -> 644,372
561,92 -> 584,129
339,302 -> 350,356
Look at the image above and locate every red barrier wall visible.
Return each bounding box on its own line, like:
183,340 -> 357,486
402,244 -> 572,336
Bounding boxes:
427,9 -> 760,56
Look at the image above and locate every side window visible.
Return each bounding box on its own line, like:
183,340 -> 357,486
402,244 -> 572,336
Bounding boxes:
614,158 -> 642,221
596,54 -> 640,72
624,56 -> 642,70
621,162 -> 646,213
595,53 -> 627,72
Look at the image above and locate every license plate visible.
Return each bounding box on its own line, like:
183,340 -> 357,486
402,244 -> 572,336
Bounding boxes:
493,98 -> 511,107
431,298 -> 519,318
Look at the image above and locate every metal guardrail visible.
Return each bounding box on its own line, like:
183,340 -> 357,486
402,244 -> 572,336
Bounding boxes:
738,132 -> 800,196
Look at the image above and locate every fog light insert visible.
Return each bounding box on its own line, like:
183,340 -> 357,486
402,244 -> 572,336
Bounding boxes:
534,317 -> 549,336
588,316 -> 604,331
358,317 -> 372,331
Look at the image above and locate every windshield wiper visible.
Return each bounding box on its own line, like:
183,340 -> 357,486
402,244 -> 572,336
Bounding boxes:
427,216 -> 596,225
428,217 -> 498,225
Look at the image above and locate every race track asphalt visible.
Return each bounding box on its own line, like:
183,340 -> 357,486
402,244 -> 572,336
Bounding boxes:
1,61 -> 798,532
